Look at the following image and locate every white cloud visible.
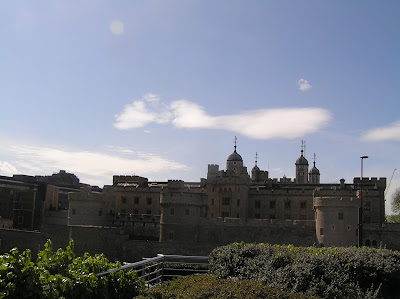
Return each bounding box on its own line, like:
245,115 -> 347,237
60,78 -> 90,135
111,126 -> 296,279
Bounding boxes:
114,93 -> 171,130
0,161 -> 18,176
297,79 -> 312,91
114,95 -> 331,140
1,144 -> 188,186
109,20 -> 124,35
361,121 -> 400,142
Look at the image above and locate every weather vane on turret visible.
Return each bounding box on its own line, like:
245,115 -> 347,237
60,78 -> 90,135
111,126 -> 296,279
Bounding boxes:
255,152 -> 258,166
300,140 -> 306,156
313,153 -> 317,167
234,136 -> 238,151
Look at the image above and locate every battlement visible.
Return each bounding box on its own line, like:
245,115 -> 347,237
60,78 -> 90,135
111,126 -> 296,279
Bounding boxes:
208,164 -> 219,174
353,177 -> 387,188
313,196 -> 360,208
167,180 -> 185,189
113,175 -> 148,186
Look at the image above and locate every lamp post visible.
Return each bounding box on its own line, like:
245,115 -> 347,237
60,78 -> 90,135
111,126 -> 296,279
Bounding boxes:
359,156 -> 368,247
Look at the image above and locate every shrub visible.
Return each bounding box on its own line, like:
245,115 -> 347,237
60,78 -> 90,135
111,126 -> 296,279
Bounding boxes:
139,274 -> 319,299
209,243 -> 400,299
0,239 -> 145,299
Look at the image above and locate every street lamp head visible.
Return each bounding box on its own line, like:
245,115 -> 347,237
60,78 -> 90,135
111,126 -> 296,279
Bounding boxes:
360,156 -> 369,159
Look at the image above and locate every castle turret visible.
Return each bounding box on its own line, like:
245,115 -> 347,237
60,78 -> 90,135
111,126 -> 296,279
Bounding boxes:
295,149 -> 309,184
308,153 -> 320,184
226,137 -> 244,176
251,152 -> 268,182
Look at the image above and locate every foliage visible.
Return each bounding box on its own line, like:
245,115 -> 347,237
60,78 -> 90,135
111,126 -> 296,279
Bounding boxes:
391,187 -> 400,214
0,239 -> 145,299
386,214 -> 400,223
139,274 -> 319,299
209,243 -> 400,299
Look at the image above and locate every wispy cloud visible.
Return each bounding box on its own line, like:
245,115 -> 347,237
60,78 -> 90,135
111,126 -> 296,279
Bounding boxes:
114,94 -> 331,140
0,144 -> 188,186
297,79 -> 312,91
361,120 -> 400,142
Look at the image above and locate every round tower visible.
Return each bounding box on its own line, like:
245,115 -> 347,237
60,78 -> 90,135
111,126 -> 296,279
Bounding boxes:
313,195 -> 360,247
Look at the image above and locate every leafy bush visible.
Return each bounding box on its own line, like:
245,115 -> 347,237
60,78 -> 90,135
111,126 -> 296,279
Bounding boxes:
209,243 -> 400,299
0,239 -> 145,299
139,274 -> 319,299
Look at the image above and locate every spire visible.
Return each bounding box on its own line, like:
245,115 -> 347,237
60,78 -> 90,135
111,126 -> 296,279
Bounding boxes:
234,136 -> 237,152
300,140 -> 306,156
255,152 -> 258,166
313,153 -> 317,167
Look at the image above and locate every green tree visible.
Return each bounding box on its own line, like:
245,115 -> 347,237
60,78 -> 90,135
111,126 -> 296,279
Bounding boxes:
391,188 -> 400,214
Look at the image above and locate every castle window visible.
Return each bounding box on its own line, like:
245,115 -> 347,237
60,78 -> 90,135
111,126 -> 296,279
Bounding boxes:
168,231 -> 174,241
332,225 -> 335,230
237,199 -> 240,206
320,228 -> 324,235
222,197 -> 230,205
300,201 -> 306,209
347,225 -> 351,230
121,209 -> 126,214
338,212 -> 344,220
237,213 -> 239,218
365,202 -> 371,210
134,197 -> 139,204
147,197 -> 152,205
134,210 -> 139,214
269,214 -> 275,219
72,208 -> 76,215
372,240 -> 377,247
221,211 -> 230,218
18,216 -> 24,225
121,196 -> 127,204
365,240 -> 371,246
185,209 -> 189,215
170,208 -> 175,215
285,201 -> 291,209
255,213 -> 260,219
211,198 -> 214,206
300,215 -> 306,220
255,200 -> 261,209
270,201 -> 276,209
285,214 -> 291,219
146,209 -> 151,215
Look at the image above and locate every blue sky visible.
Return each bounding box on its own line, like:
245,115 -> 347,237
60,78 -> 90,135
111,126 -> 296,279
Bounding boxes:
1,1 -> 399,214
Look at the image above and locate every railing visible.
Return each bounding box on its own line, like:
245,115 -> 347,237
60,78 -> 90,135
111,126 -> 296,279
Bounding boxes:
96,254 -> 209,288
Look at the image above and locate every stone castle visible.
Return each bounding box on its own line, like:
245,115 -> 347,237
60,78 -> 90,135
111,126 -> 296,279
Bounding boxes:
1,141 -> 399,261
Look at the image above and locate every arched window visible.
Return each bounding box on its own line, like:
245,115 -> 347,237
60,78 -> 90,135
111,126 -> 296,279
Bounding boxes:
372,240 -> 378,247
365,240 -> 371,246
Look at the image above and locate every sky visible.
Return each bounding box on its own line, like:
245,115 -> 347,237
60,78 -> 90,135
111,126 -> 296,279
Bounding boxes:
1,1 -> 399,214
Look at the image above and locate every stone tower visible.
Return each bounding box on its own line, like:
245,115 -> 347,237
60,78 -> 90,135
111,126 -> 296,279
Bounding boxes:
314,193 -> 360,247
308,153 -> 320,184
226,137 -> 244,176
295,149 -> 309,184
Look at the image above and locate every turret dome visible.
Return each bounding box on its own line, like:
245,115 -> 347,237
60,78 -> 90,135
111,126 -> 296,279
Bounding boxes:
295,150 -> 308,165
227,150 -> 243,162
309,166 -> 320,175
